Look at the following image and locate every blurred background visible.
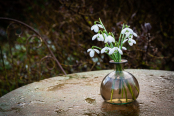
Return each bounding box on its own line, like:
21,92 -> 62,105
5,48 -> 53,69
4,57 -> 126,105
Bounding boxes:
0,0 -> 173,96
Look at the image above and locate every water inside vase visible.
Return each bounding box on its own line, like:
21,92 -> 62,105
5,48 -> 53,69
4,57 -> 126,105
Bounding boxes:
100,71 -> 139,105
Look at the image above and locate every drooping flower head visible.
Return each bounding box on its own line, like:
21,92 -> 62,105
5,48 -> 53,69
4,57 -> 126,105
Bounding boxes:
121,27 -> 137,37
87,48 -> 100,57
91,24 -> 103,33
104,35 -> 115,43
121,27 -> 137,46
109,47 -> 123,55
92,34 -> 104,41
101,47 -> 111,54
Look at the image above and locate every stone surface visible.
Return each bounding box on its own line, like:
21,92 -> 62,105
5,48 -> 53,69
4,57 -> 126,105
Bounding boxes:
0,69 -> 174,116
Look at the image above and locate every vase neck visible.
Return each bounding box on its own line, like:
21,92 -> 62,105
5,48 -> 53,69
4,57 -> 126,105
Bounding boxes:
114,63 -> 124,72
110,59 -> 127,72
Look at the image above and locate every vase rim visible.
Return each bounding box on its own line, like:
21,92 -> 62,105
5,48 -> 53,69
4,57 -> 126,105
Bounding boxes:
109,59 -> 128,64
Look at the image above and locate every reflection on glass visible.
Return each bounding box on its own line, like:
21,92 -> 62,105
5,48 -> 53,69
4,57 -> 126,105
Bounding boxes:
100,60 -> 140,105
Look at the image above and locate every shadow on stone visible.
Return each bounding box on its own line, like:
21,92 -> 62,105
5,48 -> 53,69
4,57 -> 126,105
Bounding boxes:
101,100 -> 140,116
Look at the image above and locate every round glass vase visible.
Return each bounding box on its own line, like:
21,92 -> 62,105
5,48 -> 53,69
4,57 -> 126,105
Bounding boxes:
100,59 -> 140,105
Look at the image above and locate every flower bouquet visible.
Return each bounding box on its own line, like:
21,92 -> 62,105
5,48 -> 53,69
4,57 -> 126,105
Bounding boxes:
87,18 -> 139,105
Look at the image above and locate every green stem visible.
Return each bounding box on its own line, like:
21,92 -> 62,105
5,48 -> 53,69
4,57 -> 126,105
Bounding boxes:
92,46 -> 101,50
116,63 -> 123,94
110,63 -> 122,102
119,79 -> 122,94
110,78 -> 116,102
99,18 -> 108,36
123,82 -> 128,102
125,80 -> 136,100
98,18 -> 121,62
121,80 -> 124,98
110,88 -> 114,102
118,24 -> 125,46
135,85 -> 139,93
120,35 -> 127,48
133,83 -> 139,93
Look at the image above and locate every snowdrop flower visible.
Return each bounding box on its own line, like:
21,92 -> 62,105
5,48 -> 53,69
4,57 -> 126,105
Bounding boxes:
92,34 -> 99,41
109,47 -> 116,55
125,32 -> 131,38
121,27 -> 137,37
128,38 -> 136,46
98,34 -> 104,41
101,47 -> 110,53
126,35 -> 136,46
117,48 -> 123,55
92,34 -> 104,41
109,47 -> 123,55
122,46 -> 127,50
104,35 -> 115,43
87,48 -> 100,57
121,28 -> 132,34
122,30 -> 137,46
91,24 -> 103,33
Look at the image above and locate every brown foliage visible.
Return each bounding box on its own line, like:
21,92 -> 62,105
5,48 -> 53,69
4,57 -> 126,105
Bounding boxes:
0,0 -> 173,72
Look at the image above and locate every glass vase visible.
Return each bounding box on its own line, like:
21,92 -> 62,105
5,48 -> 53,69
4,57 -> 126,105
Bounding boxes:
100,59 -> 140,105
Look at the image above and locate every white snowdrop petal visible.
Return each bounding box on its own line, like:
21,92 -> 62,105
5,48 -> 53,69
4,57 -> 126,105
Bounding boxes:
132,39 -> 136,44
109,47 -> 116,55
101,48 -> 105,54
104,33 -> 107,38
87,49 -> 92,52
122,47 -> 127,50
92,34 -> 98,40
106,36 -> 114,43
105,47 -> 109,49
130,43 -> 133,46
118,48 -> 123,55
94,49 -> 100,54
121,28 -> 127,34
101,38 -> 104,41
94,27 -> 99,33
101,47 -> 110,53
115,47 -> 119,49
98,34 -> 104,41
109,49 -> 114,55
122,28 -> 135,35
91,25 -> 99,32
105,37 -> 109,43
108,37 -> 112,43
100,34 -> 104,41
111,36 -> 115,42
112,38 -> 115,43
133,32 -> 137,37
123,39 -> 128,43
90,50 -> 94,57
97,24 -> 103,28
128,41 -> 133,46
115,47 -> 119,52
91,25 -> 95,31
125,32 -> 130,38
109,48 -> 113,54
127,28 -> 133,33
